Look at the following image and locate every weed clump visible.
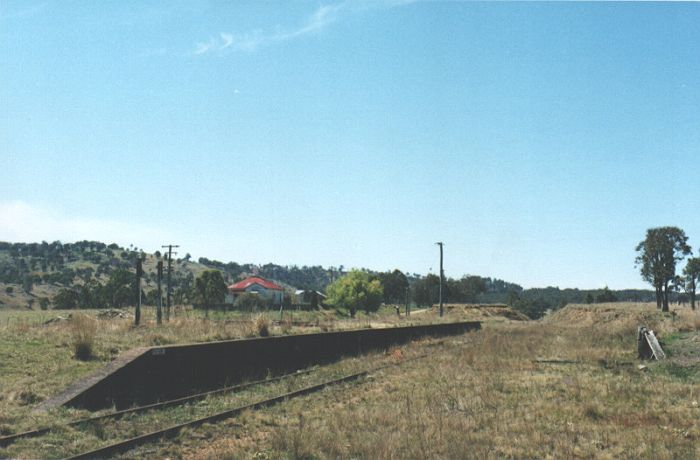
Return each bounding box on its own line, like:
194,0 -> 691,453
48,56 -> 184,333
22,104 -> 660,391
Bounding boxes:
70,313 -> 97,360
280,319 -> 293,335
17,390 -> 41,406
319,319 -> 335,332
255,314 -> 270,337
148,332 -> 173,346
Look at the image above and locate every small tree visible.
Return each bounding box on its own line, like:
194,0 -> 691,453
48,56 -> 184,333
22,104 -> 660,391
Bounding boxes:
105,269 -> 135,308
683,258 -> 700,311
22,275 -> 34,294
447,276 -> 487,303
507,289 -> 520,307
53,288 -> 80,309
378,269 -> 409,304
635,227 -> 691,312
193,270 -> 227,318
412,274 -> 441,307
325,270 -> 383,317
595,286 -> 618,303
39,297 -> 50,310
234,292 -> 267,311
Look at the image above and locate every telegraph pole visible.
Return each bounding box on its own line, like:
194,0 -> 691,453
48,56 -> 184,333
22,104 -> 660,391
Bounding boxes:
405,286 -> 410,317
156,260 -> 163,325
162,244 -> 179,321
435,242 -> 444,317
135,258 -> 143,326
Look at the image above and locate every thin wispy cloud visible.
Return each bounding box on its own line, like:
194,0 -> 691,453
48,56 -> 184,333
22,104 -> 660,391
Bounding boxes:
282,3 -> 345,39
192,1 -> 393,55
194,39 -> 216,55
220,33 -> 234,48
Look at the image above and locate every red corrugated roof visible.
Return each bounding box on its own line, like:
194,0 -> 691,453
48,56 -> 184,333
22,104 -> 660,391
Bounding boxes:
228,276 -> 283,292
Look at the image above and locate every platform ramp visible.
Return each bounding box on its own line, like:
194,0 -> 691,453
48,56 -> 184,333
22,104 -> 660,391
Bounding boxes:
40,321 -> 481,411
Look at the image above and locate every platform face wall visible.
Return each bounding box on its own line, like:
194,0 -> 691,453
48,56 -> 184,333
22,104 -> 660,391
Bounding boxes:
64,321 -> 481,410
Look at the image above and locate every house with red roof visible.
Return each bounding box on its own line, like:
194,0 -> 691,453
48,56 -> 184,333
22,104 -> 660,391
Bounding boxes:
226,276 -> 284,306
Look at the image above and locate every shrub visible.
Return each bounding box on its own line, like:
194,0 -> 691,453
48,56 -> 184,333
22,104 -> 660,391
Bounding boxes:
319,319 -> 335,332
325,270 -> 383,317
71,313 -> 97,360
54,288 -> 80,309
235,293 -> 268,312
148,333 -> 174,346
255,314 -> 270,337
280,319 -> 293,335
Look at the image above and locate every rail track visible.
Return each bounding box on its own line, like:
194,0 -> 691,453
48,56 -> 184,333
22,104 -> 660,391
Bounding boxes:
0,368 -> 315,448
1,354 -> 427,460
67,370 -> 371,460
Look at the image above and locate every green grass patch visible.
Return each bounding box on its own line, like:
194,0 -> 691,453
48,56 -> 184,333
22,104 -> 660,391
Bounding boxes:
656,361 -> 700,382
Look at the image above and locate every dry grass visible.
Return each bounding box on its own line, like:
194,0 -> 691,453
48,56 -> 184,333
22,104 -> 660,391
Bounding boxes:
255,314 -> 271,337
70,313 -> 98,360
2,303 -> 697,459
0,305 -> 489,431
169,303 -> 700,460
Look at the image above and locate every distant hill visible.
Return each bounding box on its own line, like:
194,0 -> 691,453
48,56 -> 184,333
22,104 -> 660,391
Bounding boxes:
0,241 -> 337,310
0,240 -> 660,316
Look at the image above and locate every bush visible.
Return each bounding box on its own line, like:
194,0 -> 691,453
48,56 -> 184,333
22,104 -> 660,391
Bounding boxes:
255,314 -> 270,337
235,293 -> 268,312
280,319 -> 293,335
595,286 -> 618,303
54,288 -> 80,309
71,313 -> 97,360
325,270 -> 383,317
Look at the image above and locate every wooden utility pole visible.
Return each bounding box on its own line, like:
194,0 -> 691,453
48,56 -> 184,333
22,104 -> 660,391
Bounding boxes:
135,258 -> 143,326
405,286 -> 410,317
161,244 -> 179,321
156,260 -> 163,325
436,242 -> 444,317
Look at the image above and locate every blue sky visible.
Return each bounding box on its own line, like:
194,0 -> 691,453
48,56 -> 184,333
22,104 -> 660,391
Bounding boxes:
2,1 -> 699,289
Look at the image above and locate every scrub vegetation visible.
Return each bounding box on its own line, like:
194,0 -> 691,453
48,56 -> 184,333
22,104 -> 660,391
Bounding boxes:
0,303 -> 698,459
164,303 -> 700,460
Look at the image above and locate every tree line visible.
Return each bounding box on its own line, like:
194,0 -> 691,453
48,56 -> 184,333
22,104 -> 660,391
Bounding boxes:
4,237 -> 691,316
635,226 -> 699,311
